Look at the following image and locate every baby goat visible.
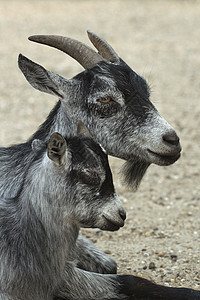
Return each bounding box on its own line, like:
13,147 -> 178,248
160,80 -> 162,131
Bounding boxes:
0,125 -> 126,300
0,127 -> 199,300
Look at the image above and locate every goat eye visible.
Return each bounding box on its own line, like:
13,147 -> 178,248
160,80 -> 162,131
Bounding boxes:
97,97 -> 112,104
88,95 -> 120,117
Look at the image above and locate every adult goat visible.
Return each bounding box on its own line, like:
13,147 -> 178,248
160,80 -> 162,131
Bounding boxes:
21,30 -> 181,188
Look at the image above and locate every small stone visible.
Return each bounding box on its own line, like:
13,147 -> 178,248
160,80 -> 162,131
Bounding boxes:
143,253 -> 149,257
157,251 -> 165,257
157,232 -> 166,238
171,254 -> 178,262
144,231 -> 151,237
149,262 -> 156,270
131,226 -> 137,232
91,239 -> 97,243
95,230 -> 103,236
104,250 -> 112,254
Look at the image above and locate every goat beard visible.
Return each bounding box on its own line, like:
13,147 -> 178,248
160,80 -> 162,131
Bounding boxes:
121,158 -> 150,190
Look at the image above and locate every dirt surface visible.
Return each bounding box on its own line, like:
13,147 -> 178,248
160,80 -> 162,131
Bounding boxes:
0,0 -> 200,291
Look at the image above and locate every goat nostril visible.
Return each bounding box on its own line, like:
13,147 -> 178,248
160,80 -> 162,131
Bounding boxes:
163,132 -> 180,146
119,210 -> 126,221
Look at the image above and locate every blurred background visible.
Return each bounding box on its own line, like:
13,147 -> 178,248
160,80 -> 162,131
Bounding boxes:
0,0 -> 200,289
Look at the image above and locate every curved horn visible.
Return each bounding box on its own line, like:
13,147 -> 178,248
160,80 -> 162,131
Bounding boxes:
87,30 -> 120,63
28,35 -> 105,69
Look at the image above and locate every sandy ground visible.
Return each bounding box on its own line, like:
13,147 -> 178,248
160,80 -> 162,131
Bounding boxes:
0,0 -> 200,291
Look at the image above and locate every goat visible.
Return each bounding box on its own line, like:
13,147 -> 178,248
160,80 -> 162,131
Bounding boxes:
0,125 -> 199,299
20,30 -> 182,189
0,126 -> 126,300
17,31 -> 182,277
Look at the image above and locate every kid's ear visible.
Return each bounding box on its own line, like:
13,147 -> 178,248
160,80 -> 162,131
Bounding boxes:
18,54 -> 67,98
47,133 -> 67,166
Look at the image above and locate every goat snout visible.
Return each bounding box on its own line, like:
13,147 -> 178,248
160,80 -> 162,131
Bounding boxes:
119,208 -> 126,221
161,130 -> 182,161
147,125 -> 181,166
162,131 -> 180,148
102,207 -> 126,231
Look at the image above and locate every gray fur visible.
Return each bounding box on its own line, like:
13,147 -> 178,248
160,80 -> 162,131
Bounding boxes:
0,132 -> 129,300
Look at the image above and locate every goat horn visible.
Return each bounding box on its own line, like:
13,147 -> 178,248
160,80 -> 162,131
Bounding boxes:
87,30 -> 120,63
28,35 -> 105,69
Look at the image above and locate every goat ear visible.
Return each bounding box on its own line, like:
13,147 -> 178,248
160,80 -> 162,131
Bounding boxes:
18,54 -> 65,98
77,120 -> 92,138
47,133 -> 67,166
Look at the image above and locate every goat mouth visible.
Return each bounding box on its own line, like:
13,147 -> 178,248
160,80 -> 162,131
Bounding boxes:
101,216 -> 124,231
147,149 -> 181,165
